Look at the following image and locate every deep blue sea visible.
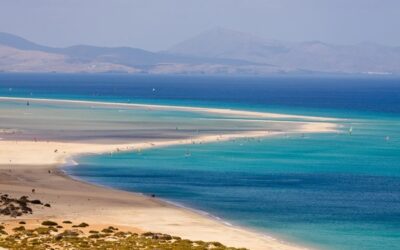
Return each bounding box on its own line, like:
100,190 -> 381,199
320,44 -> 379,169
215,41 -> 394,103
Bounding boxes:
1,73 -> 400,250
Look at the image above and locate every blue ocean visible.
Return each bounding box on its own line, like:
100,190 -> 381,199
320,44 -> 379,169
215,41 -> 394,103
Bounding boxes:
1,73 -> 399,250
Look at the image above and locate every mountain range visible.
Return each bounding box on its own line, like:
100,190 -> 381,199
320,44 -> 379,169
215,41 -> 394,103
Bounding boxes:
0,28 -> 399,75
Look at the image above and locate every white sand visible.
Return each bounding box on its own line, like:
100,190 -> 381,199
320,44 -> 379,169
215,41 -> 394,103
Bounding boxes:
0,97 -> 338,249
0,96 -> 340,121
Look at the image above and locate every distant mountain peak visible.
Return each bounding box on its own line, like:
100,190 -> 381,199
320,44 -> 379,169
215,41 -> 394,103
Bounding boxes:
168,27 -> 285,59
0,32 -> 56,52
0,30 -> 399,75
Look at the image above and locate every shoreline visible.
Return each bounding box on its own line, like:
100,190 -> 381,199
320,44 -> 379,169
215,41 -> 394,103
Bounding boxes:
60,166 -> 301,249
0,97 -> 339,249
0,96 -> 341,121
0,161 -> 311,250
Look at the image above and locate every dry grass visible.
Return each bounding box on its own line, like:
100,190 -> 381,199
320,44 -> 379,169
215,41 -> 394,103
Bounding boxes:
0,221 -> 248,250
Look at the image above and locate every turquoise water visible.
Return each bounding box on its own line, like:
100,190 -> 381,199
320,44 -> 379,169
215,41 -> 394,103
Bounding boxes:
66,113 -> 400,250
2,74 -> 400,250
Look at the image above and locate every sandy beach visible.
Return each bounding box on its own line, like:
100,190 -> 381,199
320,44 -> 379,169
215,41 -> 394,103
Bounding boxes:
0,96 -> 339,121
0,97 -> 339,249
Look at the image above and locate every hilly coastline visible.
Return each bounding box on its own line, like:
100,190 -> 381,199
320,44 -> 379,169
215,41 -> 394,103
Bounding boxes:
0,28 -> 399,75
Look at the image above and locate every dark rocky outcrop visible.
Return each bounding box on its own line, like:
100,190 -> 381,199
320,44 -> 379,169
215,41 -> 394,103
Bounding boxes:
0,193 -> 50,217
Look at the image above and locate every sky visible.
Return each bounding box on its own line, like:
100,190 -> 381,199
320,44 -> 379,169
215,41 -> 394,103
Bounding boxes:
0,0 -> 399,51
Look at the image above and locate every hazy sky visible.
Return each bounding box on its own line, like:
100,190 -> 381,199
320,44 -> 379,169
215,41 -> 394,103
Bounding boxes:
0,0 -> 399,51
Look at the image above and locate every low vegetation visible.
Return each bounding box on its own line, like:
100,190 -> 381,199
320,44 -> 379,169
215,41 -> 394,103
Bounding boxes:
0,194 -> 50,217
0,221 -> 248,250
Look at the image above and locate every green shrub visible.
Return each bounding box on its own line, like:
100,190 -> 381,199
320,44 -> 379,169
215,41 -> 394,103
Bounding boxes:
12,226 -> 25,232
72,222 -> 89,228
41,220 -> 58,226
101,228 -> 113,233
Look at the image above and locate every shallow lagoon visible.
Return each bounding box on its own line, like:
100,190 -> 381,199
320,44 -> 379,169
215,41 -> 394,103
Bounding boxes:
67,116 -> 400,250
1,73 -> 400,250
